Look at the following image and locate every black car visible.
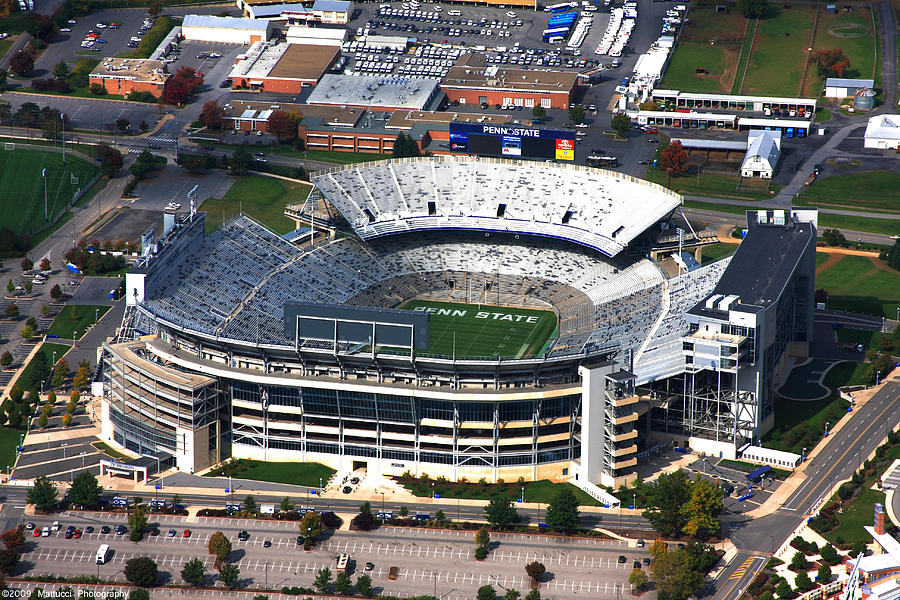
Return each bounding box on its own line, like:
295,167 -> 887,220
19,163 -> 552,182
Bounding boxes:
238,530 -> 250,541
263,540 -> 272,548
350,477 -> 360,484
296,536 -> 305,545
64,531 -> 74,539
342,486 -> 353,493
115,525 -> 127,535
643,558 -> 651,566
617,555 -> 626,563
85,526 -> 94,534
150,529 -> 160,536
100,526 -> 111,534
219,80 -> 231,88
66,526 -> 76,534
633,560 -> 641,569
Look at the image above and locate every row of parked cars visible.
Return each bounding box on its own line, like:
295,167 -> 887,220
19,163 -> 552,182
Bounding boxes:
26,521 -> 192,539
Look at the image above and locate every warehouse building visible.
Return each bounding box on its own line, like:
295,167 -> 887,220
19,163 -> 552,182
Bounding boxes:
237,0 -> 349,23
824,77 -> 875,99
89,58 -> 170,99
864,114 -> 900,149
306,74 -> 441,111
441,53 -> 578,110
229,40 -> 339,92
181,15 -> 272,44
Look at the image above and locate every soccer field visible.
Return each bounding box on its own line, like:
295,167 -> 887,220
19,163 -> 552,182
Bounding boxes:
0,147 -> 100,235
399,299 -> 558,359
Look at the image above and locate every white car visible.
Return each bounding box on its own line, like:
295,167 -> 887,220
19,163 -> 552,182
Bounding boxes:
95,22 -> 106,28
209,52 -> 221,58
575,123 -> 589,128
506,11 -> 516,16
80,41 -> 94,47
60,27 -> 70,32
51,521 -> 60,532
41,527 -> 50,537
67,19 -> 76,24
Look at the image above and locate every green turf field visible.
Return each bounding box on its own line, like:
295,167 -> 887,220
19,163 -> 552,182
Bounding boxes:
398,299 -> 557,359
0,147 -> 100,236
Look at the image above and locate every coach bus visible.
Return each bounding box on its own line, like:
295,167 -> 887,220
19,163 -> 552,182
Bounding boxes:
545,2 -> 578,12
586,155 -> 618,167
96,544 -> 110,565
336,554 -> 350,573
542,27 -> 570,41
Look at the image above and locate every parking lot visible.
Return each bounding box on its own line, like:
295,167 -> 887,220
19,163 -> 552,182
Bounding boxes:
20,517 -> 645,598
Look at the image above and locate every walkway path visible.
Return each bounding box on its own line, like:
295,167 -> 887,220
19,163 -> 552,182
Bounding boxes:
879,0 -> 898,109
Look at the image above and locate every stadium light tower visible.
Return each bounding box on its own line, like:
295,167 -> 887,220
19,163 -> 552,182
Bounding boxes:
42,168 -> 47,222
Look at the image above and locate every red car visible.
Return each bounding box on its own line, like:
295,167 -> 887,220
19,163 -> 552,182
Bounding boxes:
32,529 -> 41,537
73,529 -> 82,538
645,128 -> 658,134
183,529 -> 191,538
85,32 -> 100,38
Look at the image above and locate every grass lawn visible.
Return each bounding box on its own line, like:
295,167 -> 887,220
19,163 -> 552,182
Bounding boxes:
815,108 -> 832,122
0,148 -> 100,236
805,6 -> 878,96
199,175 -> 312,234
397,477 -> 603,507
659,42 -> 736,93
815,254 -> 900,317
700,242 -> 738,264
397,299 -> 558,359
0,427 -> 23,471
742,5 -> 815,96
802,171 -> 900,214
205,141 -> 390,166
646,168 -> 776,201
92,441 -> 134,461
45,305 -> 111,339
204,459 -> 336,487
763,361 -> 868,455
835,328 -> 881,351
16,342 -> 72,393
822,483 -> 886,544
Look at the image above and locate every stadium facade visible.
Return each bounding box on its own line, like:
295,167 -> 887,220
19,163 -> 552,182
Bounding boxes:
101,156 -> 817,490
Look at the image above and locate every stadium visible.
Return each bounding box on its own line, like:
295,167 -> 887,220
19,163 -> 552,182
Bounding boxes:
101,155 -> 817,494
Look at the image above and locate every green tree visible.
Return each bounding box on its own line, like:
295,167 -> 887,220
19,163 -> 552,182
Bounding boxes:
775,581 -> 794,599
531,105 -> 546,119
352,501 -> 375,531
651,549 -> 704,600
568,104 -> 586,124
40,403 -> 52,417
477,585 -> 497,600
314,567 -> 333,592
0,549 -> 19,574
5,280 -> 13,294
124,556 -> 158,587
795,571 -> 813,592
737,0 -> 767,18
97,144 -> 123,177
504,590 -> 521,600
147,0 -> 162,16
50,359 -> 67,389
208,531 -> 232,561
817,563 -> 831,584
819,543 -> 839,565
525,561 -> 545,582
611,112 -> 632,138
524,590 -> 540,600
545,488 -> 580,533
130,149 -> 157,179
37,414 -> 48,429
356,574 -> 373,597
299,511 -> 323,541
475,527 -> 490,548
682,477 -> 723,538
230,144 -> 252,176
218,562 -> 240,589
243,494 -> 257,512
129,506 -> 148,541
172,494 -> 183,507
181,557 -> 206,585
52,61 -> 69,79
484,492 -> 519,529
475,545 -> 488,560
128,590 -> 150,600
790,551 -> 808,571
643,469 -> 692,537
68,471 -> 102,507
629,567 -> 649,591
280,497 -> 294,512
334,570 -> 352,595
887,238 -> 900,271
4,304 -> 18,319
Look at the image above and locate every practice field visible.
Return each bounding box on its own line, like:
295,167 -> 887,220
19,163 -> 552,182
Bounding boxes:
398,300 -> 558,359
815,253 -> 900,318
0,147 -> 99,236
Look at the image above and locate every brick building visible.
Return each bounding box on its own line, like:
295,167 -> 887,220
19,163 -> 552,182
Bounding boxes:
223,99 -> 361,133
89,58 -> 170,99
229,41 -> 339,93
441,53 -> 578,110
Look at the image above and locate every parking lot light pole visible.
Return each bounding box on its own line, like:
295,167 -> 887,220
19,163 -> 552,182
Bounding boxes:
380,491 -> 385,515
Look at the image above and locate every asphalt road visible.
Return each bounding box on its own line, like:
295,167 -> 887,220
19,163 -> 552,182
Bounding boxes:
710,553 -> 768,600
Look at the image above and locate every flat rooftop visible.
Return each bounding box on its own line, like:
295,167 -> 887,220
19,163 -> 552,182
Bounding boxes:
706,211 -> 814,309
223,99 -> 362,126
182,14 -> 270,30
442,53 -> 578,92
91,58 -> 168,83
229,42 -> 338,82
306,74 -> 440,109
386,109 -> 512,129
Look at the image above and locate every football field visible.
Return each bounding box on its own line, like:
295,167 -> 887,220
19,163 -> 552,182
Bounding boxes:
399,299 -> 558,359
0,147 -> 99,235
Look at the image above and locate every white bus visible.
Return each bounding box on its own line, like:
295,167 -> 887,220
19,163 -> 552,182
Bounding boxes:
96,544 -> 110,565
336,553 -> 350,573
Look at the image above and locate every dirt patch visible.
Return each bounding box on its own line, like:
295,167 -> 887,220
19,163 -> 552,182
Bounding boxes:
816,253 -> 843,275
717,44 -> 740,90
681,8 -> 749,42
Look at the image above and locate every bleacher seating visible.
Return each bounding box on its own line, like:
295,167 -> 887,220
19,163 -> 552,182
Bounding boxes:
313,156 -> 682,258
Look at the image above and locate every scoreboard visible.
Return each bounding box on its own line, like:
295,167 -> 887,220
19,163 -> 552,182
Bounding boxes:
449,122 -> 575,161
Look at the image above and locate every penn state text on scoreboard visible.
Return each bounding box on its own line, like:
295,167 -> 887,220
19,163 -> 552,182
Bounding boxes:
449,122 -> 576,161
